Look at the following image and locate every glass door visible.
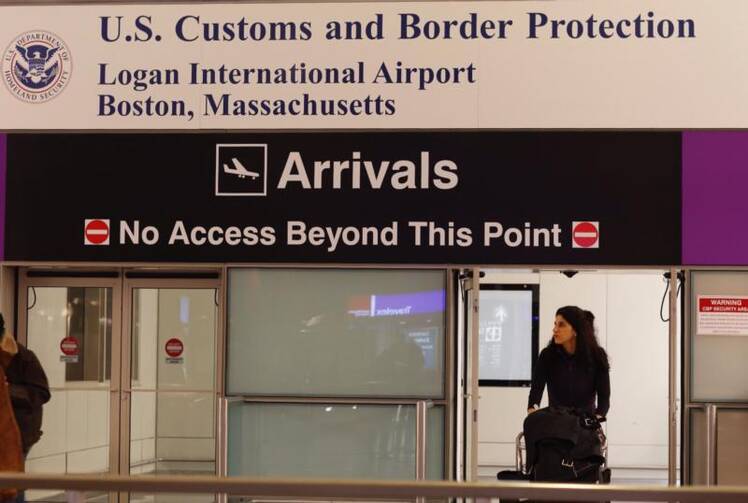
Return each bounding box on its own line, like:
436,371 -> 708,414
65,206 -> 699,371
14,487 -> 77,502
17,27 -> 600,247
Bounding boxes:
18,272 -> 221,503
18,274 -> 121,503
121,278 -> 220,503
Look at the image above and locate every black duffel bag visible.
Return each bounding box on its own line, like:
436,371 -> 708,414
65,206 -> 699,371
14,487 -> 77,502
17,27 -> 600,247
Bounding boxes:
523,407 -> 607,483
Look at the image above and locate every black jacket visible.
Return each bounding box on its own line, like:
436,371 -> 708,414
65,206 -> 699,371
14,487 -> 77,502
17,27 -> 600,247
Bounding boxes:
528,344 -> 610,417
523,406 -> 606,478
6,343 -> 50,454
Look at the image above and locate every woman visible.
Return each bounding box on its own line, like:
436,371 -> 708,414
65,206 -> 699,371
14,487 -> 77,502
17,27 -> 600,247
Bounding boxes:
527,306 -> 610,418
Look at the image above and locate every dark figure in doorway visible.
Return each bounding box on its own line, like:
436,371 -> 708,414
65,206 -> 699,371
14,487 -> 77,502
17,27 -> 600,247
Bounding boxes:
0,314 -> 50,503
527,306 -> 610,418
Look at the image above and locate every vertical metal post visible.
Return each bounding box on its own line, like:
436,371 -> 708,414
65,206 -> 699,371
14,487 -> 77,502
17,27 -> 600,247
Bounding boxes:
705,404 -> 718,485
119,276 -> 132,503
216,267 -> 228,503
469,268 -> 480,482
217,396 -> 229,503
451,269 -> 464,482
445,270 -> 457,483
460,270 -> 477,483
416,401 -> 427,503
682,269 -> 692,485
668,268 -> 678,485
416,400 -> 427,481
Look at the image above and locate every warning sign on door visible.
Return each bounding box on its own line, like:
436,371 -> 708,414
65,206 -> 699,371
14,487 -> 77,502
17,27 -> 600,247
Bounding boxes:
164,337 -> 184,364
697,296 -> 748,336
60,336 -> 80,363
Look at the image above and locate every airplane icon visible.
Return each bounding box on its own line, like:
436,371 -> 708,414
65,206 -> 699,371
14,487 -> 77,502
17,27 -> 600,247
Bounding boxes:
215,144 -> 268,196
223,158 -> 260,179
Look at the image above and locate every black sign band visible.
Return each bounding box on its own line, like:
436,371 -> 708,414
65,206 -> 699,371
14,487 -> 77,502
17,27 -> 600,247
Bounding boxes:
5,132 -> 681,265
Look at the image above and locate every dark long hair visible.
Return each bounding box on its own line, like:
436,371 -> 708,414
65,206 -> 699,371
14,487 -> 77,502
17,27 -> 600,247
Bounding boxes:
550,305 -> 610,371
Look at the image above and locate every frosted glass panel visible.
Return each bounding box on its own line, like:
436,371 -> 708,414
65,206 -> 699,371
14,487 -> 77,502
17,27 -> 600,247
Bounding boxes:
717,409 -> 748,485
227,269 -> 445,397
688,409 -> 748,485
227,403 -> 416,479
689,409 -> 706,485
426,406 -> 445,480
690,271 -> 748,401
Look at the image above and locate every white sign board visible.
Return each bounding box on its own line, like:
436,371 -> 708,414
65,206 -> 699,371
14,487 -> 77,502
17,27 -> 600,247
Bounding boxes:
697,295 -> 748,336
0,1 -> 744,129
479,289 -> 534,382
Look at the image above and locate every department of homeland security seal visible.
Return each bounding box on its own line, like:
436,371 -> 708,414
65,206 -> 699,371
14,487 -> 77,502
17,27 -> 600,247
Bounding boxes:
3,30 -> 72,103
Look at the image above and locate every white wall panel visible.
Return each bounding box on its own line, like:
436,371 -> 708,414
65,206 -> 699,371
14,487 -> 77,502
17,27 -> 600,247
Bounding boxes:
606,273 -> 669,467
27,288 -> 67,387
29,391 -> 67,460
134,288 -> 159,389
65,390 -> 89,453
86,390 -> 110,448
131,391 -> 157,441
67,446 -> 109,473
26,453 -> 66,474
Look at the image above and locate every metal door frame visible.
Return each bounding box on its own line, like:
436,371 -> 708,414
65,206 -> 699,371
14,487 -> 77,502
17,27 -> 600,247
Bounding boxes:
17,269 -> 225,502
18,270 -> 124,496
453,268 -> 479,482
119,276 -> 223,496
453,270 -> 466,481
465,266 -> 681,486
